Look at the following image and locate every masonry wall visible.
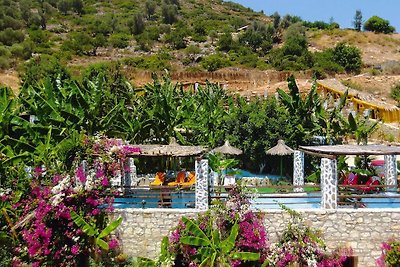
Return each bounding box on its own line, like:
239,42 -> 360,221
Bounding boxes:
114,208 -> 400,266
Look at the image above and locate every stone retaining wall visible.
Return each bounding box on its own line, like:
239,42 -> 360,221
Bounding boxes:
114,208 -> 400,266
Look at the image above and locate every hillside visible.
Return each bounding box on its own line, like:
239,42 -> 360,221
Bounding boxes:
0,0 -> 399,107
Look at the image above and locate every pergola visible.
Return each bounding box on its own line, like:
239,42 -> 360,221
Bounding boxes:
292,144 -> 400,209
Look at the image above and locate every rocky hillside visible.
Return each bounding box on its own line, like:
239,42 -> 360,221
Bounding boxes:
0,0 -> 399,107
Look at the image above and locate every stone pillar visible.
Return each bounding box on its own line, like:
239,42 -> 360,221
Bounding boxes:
293,150 -> 304,192
195,159 -> 209,211
110,159 -> 122,189
384,155 -> 398,192
124,158 -> 138,192
320,158 -> 338,209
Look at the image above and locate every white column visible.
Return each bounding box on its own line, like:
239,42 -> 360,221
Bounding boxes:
384,155 -> 397,192
124,157 -> 138,192
195,159 -> 209,210
293,151 -> 304,192
320,158 -> 338,209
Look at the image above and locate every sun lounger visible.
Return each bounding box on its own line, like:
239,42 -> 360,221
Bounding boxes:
168,171 -> 186,186
182,172 -> 196,186
150,172 -> 166,186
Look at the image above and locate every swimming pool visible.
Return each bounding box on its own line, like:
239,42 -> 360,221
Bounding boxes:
113,189 -> 195,209
233,169 -> 282,181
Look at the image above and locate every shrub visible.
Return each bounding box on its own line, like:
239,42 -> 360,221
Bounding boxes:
376,239 -> 400,267
164,184 -> 268,266
332,42 -> 362,73
201,53 -> 231,71
0,28 -> 25,46
109,33 -> 130,49
0,55 -> 10,70
265,205 -> 353,266
364,16 -> 395,34
390,82 -> 400,106
5,136 -> 139,266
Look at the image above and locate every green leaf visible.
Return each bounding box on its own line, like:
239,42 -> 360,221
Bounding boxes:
96,238 -> 109,250
70,210 -> 97,236
231,252 -> 260,261
181,217 -> 210,243
220,223 -> 239,253
98,216 -> 122,239
180,236 -> 211,246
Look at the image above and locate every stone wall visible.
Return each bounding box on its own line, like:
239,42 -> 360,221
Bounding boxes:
114,208 -> 400,266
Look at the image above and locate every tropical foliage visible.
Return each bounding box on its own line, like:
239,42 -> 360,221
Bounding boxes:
156,185 -> 352,267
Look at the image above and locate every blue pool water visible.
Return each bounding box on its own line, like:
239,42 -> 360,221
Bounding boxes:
113,190 -> 195,209
234,169 -> 282,181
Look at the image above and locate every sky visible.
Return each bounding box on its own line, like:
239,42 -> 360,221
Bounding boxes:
230,0 -> 400,32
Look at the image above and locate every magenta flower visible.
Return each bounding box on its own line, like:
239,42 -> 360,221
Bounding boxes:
75,166 -> 86,183
101,177 -> 109,187
71,244 -> 80,255
108,239 -> 119,250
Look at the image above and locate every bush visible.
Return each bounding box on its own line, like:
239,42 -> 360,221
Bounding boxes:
390,82 -> 400,106
201,53 -> 231,71
364,15 -> 395,34
332,42 -> 362,73
376,239 -> 400,266
0,28 -> 25,46
109,33 -> 130,49
313,48 -> 344,76
0,56 -> 10,69
164,185 -> 268,266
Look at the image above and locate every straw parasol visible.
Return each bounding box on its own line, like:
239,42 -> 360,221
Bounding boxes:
266,139 -> 294,178
136,138 -> 207,157
211,140 -> 243,155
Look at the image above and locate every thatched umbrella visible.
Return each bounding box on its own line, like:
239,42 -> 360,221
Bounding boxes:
137,138 -> 207,157
211,140 -> 242,155
266,139 -> 294,178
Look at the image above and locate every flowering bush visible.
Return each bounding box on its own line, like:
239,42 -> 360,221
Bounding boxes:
4,135 -> 140,266
265,205 -> 352,267
376,239 -> 400,267
166,184 -> 269,267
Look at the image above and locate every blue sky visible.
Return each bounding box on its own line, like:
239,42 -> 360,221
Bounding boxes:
230,0 -> 400,32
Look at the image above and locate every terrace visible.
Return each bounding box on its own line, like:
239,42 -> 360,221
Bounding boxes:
110,142 -> 400,210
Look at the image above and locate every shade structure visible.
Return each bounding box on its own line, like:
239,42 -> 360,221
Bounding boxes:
266,139 -> 294,178
135,138 -> 207,157
266,140 -> 294,156
211,140 -> 243,155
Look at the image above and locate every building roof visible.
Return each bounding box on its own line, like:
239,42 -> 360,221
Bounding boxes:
299,144 -> 400,158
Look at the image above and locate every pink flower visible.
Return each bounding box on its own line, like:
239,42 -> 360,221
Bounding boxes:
381,242 -> 391,251
71,244 -> 80,255
108,239 -> 119,250
101,177 -> 109,187
75,166 -> 86,183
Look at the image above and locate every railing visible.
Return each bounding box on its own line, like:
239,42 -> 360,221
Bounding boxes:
338,184 -> 400,208
110,181 -> 400,210
210,185 -> 322,209
112,185 -> 196,209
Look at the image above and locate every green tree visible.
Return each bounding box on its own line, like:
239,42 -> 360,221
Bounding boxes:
353,10 -> 362,31
390,82 -> 400,106
145,0 -> 157,19
128,13 -> 145,35
57,0 -> 69,15
71,0 -> 84,15
161,4 -> 178,24
332,42 -> 362,73
217,31 -> 234,52
201,53 -> 231,71
364,15 -> 395,33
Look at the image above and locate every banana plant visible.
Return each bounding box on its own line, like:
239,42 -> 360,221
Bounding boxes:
70,210 -> 122,251
180,216 -> 259,267
347,112 -> 379,145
